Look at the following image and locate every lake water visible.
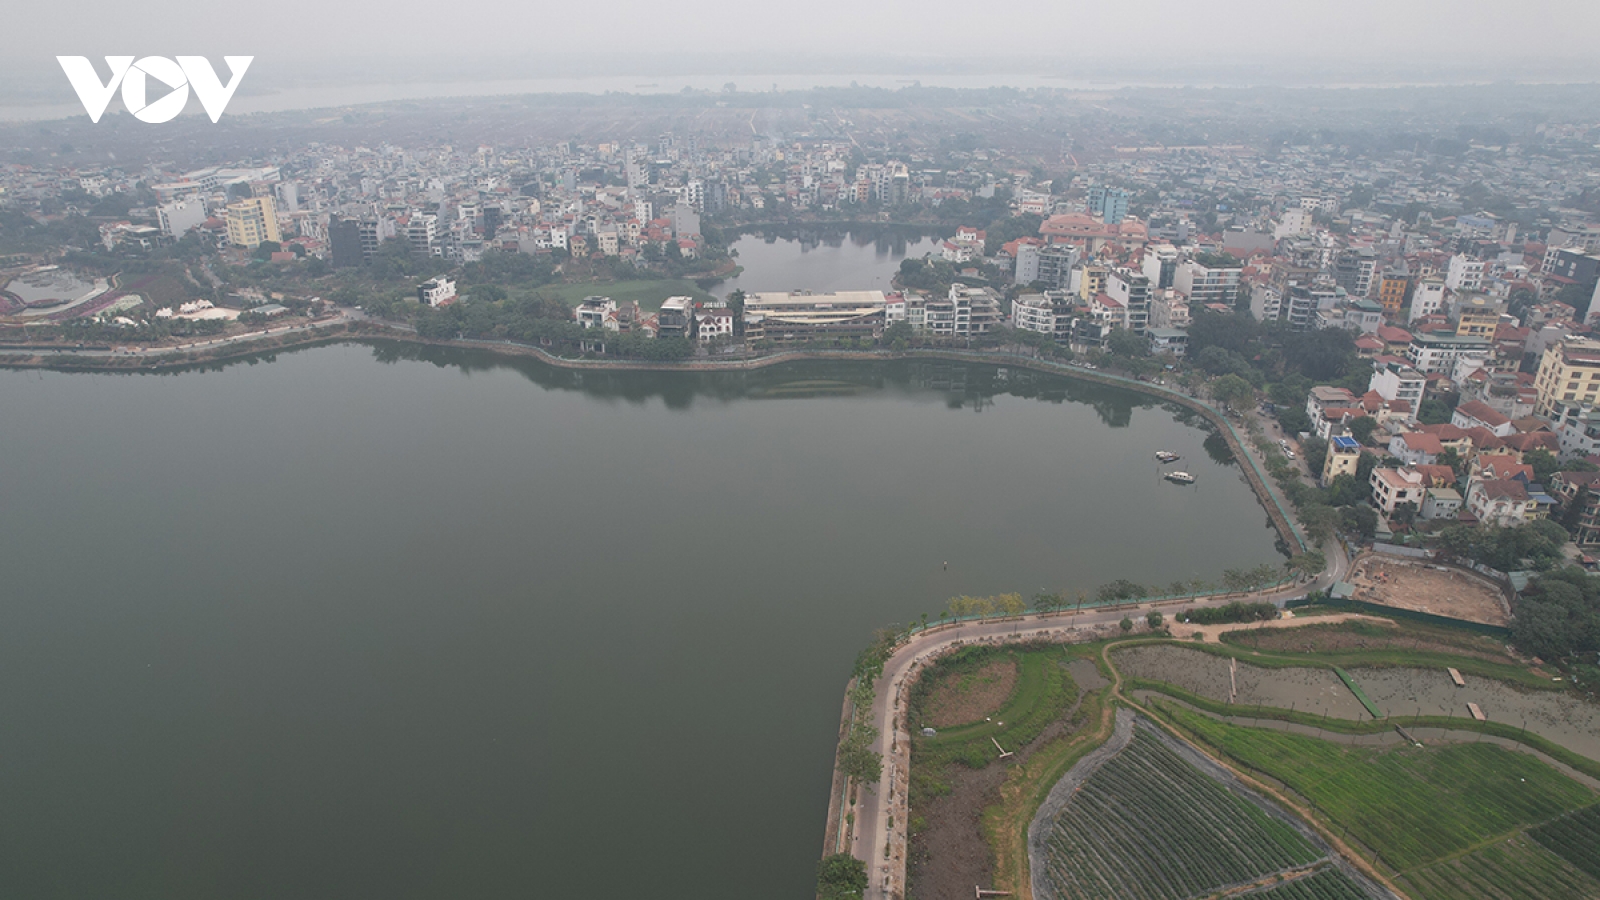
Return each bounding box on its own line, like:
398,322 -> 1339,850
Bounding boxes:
716,230 -> 945,297
0,345 -> 1283,899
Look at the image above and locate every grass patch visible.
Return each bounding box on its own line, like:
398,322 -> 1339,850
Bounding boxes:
983,679 -> 1114,897
1154,703 -> 1596,873
544,279 -> 715,310
912,645 -> 1076,768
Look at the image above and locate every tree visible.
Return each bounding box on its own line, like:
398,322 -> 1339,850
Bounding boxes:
1211,374 -> 1255,411
1300,504 -> 1341,544
1348,416 -> 1378,446
1392,501 -> 1419,527
1418,397 -> 1455,425
838,724 -> 882,784
1033,591 -> 1062,614
1526,448 -> 1559,486
1288,550 -> 1327,578
1106,327 -> 1147,358
1120,616 -> 1134,632
817,854 -> 868,900
1301,436 -> 1329,479
1146,611 -> 1164,630
1437,447 -> 1465,478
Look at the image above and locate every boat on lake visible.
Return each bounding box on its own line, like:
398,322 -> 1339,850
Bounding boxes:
1155,450 -> 1181,463
1164,471 -> 1196,484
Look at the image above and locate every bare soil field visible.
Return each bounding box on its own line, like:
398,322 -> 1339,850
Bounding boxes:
922,658 -> 1019,728
1222,618 -> 1518,665
1115,644 -> 1368,720
1353,667 -> 1600,762
1349,556 -> 1510,627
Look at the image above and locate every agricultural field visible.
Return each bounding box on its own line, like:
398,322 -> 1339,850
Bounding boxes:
1531,804 -> 1600,881
1239,867 -> 1375,899
1159,704 -> 1598,887
1399,832 -> 1600,899
1034,722 -> 1363,900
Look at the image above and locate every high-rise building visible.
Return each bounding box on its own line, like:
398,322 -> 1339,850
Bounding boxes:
1535,338 -> 1600,416
1142,244 -> 1179,289
1105,268 -> 1151,334
1377,268 -> 1412,317
1174,259 -> 1242,308
157,199 -> 207,238
1034,245 -> 1080,292
225,195 -> 280,248
329,217 -> 362,268
1445,253 -> 1484,293
1088,186 -> 1130,225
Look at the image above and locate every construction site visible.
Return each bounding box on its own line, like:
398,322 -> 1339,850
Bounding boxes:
1347,553 -> 1511,627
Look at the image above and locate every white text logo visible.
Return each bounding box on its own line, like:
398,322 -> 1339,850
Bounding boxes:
57,56 -> 253,124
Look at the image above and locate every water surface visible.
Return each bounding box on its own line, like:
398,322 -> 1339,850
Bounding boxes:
0,346 -> 1282,898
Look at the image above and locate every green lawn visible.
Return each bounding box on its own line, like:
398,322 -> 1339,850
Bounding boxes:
545,280 -> 716,311
1161,704 -> 1596,873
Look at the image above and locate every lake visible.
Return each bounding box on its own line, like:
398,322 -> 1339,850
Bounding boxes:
0,345 -> 1283,899
714,229 -> 946,298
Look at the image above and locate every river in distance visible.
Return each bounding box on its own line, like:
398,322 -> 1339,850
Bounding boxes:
0,236 -> 1284,899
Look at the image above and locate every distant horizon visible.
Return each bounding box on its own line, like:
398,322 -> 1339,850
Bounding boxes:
4,56 -> 1600,124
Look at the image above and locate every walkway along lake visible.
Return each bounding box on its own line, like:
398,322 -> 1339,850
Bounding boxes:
0,345 -> 1284,899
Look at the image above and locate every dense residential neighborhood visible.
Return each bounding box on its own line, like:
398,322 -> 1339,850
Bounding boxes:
8,89 -> 1600,560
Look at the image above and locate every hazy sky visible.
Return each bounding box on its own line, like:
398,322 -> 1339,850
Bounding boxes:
10,0 -> 1600,86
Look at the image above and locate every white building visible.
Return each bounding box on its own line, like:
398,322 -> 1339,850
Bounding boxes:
417,276 -> 457,307
1409,279 -> 1447,323
1445,254 -> 1484,293
157,199 -> 208,238
1369,362 -> 1425,421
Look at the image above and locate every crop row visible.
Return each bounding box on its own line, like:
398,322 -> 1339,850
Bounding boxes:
1399,835 -> 1600,900
1159,704 -> 1593,871
1040,728 -> 1321,900
1529,803 -> 1600,881
1236,868 -> 1374,899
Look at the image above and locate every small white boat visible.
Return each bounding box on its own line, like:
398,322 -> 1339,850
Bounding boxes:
1155,450 -> 1181,463
1164,471 -> 1196,484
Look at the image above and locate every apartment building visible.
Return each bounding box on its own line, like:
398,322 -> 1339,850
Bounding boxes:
225,195 -> 280,249
1534,337 -> 1600,416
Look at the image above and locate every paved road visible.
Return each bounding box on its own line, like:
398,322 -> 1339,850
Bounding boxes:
0,314 -> 353,359
848,540 -> 1351,900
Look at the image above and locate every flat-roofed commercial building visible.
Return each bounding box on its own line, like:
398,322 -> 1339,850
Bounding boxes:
745,290 -> 886,344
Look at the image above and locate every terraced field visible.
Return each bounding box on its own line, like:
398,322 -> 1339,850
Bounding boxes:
1035,725 -> 1354,900
1239,868 -> 1373,899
